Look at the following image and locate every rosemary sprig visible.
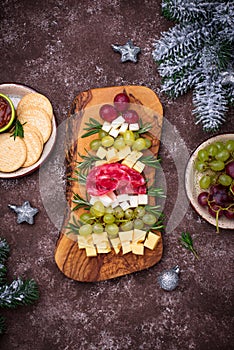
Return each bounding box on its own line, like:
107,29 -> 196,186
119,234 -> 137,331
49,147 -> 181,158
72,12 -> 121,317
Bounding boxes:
147,217 -> 164,232
68,171 -> 87,185
138,119 -> 152,134
147,185 -> 166,198
76,150 -> 101,173
179,232 -> 200,260
72,192 -> 91,211
81,118 -> 102,138
10,120 -> 26,140
139,155 -> 161,168
65,215 -> 81,235
145,205 -> 163,218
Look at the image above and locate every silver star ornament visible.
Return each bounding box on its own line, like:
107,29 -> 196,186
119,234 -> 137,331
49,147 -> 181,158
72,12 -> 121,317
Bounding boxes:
112,40 -> 141,63
8,201 -> 39,225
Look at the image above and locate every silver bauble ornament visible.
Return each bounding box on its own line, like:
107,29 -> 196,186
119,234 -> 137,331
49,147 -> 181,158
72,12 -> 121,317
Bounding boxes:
158,265 -> 180,291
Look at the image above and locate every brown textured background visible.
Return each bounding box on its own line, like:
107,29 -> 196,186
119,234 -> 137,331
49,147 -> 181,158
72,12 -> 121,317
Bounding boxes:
0,1 -> 233,349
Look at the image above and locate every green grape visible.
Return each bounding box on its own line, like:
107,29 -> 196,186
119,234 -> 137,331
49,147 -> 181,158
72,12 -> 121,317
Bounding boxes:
120,221 -> 133,231
79,224 -> 93,236
92,201 -> 105,217
195,161 -> 207,172
209,160 -> 225,171
199,175 -> 211,189
198,149 -> 209,162
124,209 -> 134,219
218,174 -> 232,186
132,138 -> 146,151
144,138 -> 152,149
215,141 -> 225,151
103,213 -> 115,224
105,223 -> 119,237
92,223 -> 104,234
142,213 -> 157,226
90,139 -> 101,151
105,206 -> 114,214
215,149 -> 230,162
101,135 -> 114,148
206,144 -> 218,157
123,130 -> 135,146
134,219 -> 144,229
99,129 -> 108,139
134,206 -> 146,218
80,212 -> 94,224
225,140 -> 234,152
114,138 -> 125,150
114,206 -> 125,219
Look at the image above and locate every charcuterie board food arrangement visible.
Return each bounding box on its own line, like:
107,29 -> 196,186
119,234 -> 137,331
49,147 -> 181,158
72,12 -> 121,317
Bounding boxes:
55,85 -> 164,282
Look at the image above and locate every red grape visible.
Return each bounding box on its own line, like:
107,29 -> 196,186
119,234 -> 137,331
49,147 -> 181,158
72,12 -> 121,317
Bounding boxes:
225,160 -> 234,179
197,192 -> 209,207
114,93 -> 130,112
99,104 -> 118,122
122,110 -> 139,124
208,203 -> 223,218
224,208 -> 234,219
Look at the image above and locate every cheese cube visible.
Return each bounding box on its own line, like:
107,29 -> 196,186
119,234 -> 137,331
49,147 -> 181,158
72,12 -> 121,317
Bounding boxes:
102,121 -> 112,132
144,232 -> 160,250
96,240 -> 111,253
92,232 -> 108,245
121,158 -> 135,168
138,194 -> 148,205
111,116 -> 125,128
96,146 -> 107,159
129,123 -> 139,131
120,201 -> 130,211
129,195 -> 138,207
95,160 -> 107,167
78,235 -> 94,249
133,161 -> 145,173
110,237 -> 121,254
132,229 -> 147,243
109,127 -> 120,138
119,122 -> 128,134
86,246 -> 97,257
122,151 -> 142,168
119,230 -> 133,242
111,199 -> 119,208
106,148 -> 118,162
122,242 -> 132,255
117,146 -> 131,160
131,243 -> 144,255
89,196 -> 99,205
117,194 -> 129,202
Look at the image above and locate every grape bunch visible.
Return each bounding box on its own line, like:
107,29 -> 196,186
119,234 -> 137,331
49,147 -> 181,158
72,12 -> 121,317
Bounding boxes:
195,139 -> 234,230
78,201 -> 157,238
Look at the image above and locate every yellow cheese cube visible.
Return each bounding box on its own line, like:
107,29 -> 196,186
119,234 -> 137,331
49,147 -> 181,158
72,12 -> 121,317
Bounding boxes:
131,242 -> 144,255
133,161 -> 145,173
117,146 -> 131,160
132,229 -> 146,243
119,230 -> 133,242
144,232 -> 160,250
78,235 -> 94,249
96,146 -> 107,159
86,246 -> 97,257
122,242 -> 132,255
92,232 -> 108,245
110,237 -> 121,254
106,147 -> 119,162
95,160 -> 107,167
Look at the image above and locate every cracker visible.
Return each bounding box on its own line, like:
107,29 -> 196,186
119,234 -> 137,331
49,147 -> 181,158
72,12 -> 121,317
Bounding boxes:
22,125 -> 43,167
18,108 -> 52,143
17,93 -> 53,120
24,124 -> 44,146
0,133 -> 27,172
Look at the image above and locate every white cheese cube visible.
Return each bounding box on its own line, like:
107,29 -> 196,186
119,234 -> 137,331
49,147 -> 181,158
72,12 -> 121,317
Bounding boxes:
96,240 -> 111,253
109,127 -> 120,138
111,199 -> 119,208
92,232 -> 108,245
106,147 -> 118,162
78,235 -> 94,249
111,116 -> 125,128
122,242 -> 132,255
117,194 -> 129,202
117,146 -> 131,160
138,194 -> 148,205
119,230 -> 133,242
129,195 -> 138,207
89,196 -> 99,205
119,122 -> 128,134
96,146 -> 107,159
131,242 -> 144,255
129,123 -> 139,131
133,161 -> 145,173
95,160 -> 107,167
120,201 -> 130,211
102,121 -> 112,132
132,229 -> 147,243
99,194 -> 113,207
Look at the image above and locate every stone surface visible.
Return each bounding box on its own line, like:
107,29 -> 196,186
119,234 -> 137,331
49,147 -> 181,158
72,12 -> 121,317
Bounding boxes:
0,1 -> 233,349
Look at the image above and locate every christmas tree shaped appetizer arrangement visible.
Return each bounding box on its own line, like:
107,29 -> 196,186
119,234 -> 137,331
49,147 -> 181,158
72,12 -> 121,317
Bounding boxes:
55,86 -> 164,282
153,0 -> 234,132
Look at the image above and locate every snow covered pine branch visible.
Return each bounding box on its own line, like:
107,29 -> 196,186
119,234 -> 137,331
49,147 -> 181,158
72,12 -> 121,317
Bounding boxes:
152,0 -> 234,132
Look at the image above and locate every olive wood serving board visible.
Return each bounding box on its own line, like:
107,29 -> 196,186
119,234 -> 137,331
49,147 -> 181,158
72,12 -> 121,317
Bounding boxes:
55,85 -> 164,282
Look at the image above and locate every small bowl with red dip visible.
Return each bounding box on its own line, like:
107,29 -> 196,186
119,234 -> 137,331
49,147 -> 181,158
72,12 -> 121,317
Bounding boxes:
0,93 -> 15,133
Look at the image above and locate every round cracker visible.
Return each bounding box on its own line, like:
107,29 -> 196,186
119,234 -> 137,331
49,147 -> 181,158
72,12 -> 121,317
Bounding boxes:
0,133 -> 27,172
17,93 -> 53,120
22,126 -> 43,167
24,124 -> 44,145
18,108 -> 52,143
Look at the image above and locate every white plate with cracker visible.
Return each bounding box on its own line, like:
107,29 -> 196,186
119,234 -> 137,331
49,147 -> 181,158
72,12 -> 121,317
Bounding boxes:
0,83 -> 57,178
